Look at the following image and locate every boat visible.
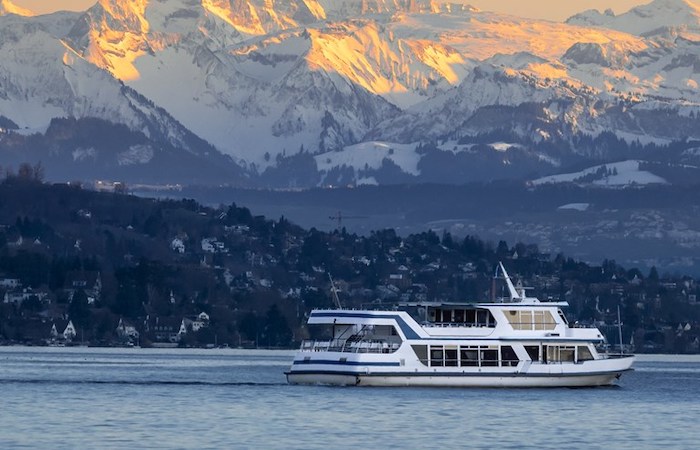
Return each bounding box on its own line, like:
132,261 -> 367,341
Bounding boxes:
285,263 -> 635,387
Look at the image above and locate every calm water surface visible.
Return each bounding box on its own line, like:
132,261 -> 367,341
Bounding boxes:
0,348 -> 698,449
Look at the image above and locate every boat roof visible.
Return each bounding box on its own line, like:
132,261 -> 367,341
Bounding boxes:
397,301 -> 569,308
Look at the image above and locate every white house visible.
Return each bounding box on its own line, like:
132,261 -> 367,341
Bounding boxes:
0,278 -> 21,289
191,312 -> 210,332
51,320 -> 77,341
171,238 -> 186,254
3,288 -> 49,306
178,318 -> 192,337
201,238 -> 216,253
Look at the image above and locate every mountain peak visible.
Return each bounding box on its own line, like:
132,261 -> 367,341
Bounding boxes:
0,0 -> 34,16
567,0 -> 700,36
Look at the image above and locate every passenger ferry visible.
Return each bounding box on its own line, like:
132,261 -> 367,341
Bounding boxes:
286,264 -> 635,387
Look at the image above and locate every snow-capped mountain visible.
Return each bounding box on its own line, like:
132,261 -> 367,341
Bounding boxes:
0,0 -> 33,17
1,0 -> 700,186
567,0 -> 700,37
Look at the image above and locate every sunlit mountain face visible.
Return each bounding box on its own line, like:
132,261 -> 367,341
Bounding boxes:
0,0 -> 34,16
1,0 -> 700,186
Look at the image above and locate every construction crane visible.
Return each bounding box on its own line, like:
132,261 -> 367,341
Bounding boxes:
328,211 -> 367,229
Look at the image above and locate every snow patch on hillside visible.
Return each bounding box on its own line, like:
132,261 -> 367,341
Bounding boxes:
315,141 -> 421,175
533,160 -> 668,186
558,203 -> 590,211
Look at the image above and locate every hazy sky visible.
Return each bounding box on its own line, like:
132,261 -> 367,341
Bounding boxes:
14,0 -> 652,21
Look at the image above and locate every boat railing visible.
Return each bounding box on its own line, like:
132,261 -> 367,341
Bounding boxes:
299,338 -> 402,354
423,321 -> 495,328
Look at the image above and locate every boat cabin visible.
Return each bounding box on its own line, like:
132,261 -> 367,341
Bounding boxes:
402,303 -> 497,328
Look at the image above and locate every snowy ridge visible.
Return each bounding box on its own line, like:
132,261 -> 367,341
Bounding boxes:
1,0 -> 700,186
567,0 -> 700,37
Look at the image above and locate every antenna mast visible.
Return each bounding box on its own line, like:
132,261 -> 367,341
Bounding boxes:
617,305 -> 624,356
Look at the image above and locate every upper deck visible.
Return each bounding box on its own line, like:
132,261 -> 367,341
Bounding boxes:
307,301 -> 605,343
306,263 -> 605,343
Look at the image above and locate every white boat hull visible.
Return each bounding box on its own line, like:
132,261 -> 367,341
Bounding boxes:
286,371 -> 628,388
286,355 -> 635,388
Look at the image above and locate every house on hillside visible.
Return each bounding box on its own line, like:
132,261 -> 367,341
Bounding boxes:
147,317 -> 183,343
0,277 -> 21,289
201,238 -> 226,254
179,318 -> 193,337
51,320 -> 76,341
3,288 -> 49,306
65,271 -> 102,304
191,312 -> 210,332
387,273 -> 412,289
115,318 -> 140,342
171,238 -> 186,254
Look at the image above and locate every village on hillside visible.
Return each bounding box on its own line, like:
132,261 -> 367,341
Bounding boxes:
0,175 -> 699,352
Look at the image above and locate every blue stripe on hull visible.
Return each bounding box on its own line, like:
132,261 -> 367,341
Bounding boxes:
286,369 -> 628,378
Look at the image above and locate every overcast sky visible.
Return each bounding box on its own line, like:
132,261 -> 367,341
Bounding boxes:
14,0 -> 652,21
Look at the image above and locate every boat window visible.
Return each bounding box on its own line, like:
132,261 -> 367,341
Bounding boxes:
436,309 -> 445,323
460,347 -> 479,366
557,309 -> 569,325
481,348 -> 499,367
412,345 -> 428,366
544,345 -> 577,363
508,310 -> 557,331
425,308 -> 496,328
506,310 -> 523,330
577,346 -> 594,362
430,346 -> 444,367
501,346 -> 519,367
534,311 -> 557,331
445,347 -> 458,367
560,347 -> 575,362
524,345 -> 540,362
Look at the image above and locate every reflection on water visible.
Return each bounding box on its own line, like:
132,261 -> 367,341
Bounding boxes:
0,348 -> 699,449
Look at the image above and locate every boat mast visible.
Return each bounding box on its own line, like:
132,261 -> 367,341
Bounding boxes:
498,262 -> 521,301
328,273 -> 343,309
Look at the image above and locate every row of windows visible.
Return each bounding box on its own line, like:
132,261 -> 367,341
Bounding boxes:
505,310 -> 557,331
412,345 -> 519,368
412,344 -> 595,367
428,309 -> 497,327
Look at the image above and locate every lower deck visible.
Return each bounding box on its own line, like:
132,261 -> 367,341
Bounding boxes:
286,342 -> 635,387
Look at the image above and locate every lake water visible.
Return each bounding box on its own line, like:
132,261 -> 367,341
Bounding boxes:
0,348 -> 698,449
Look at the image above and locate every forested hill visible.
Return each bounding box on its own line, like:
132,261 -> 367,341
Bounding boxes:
0,175 -> 698,352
